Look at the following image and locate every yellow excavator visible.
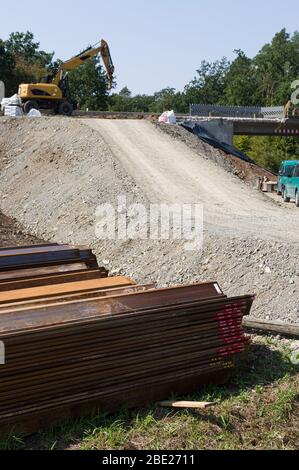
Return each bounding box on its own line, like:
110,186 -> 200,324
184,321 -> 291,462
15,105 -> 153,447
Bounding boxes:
18,40 -> 114,116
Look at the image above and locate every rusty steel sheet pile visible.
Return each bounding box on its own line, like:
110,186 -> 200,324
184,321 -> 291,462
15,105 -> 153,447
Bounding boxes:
0,243 -> 103,280
0,244 -> 254,437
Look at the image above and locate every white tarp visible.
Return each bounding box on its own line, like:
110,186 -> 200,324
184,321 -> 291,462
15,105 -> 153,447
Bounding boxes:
27,109 -> 42,118
158,110 -> 177,125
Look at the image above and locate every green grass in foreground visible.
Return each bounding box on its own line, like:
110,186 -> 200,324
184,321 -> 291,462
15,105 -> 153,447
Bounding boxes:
1,335 -> 298,451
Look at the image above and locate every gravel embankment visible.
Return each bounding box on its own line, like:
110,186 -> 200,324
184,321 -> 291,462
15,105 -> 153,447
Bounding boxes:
0,117 -> 298,323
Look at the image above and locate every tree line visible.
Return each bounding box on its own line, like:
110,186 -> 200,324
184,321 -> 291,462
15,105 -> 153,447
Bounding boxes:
110,30 -> 299,114
0,29 -> 299,171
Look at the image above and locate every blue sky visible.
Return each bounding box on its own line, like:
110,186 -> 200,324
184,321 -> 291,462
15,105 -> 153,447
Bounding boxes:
1,0 -> 298,94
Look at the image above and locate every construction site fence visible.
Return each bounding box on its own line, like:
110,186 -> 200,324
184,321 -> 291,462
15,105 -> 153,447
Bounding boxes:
190,104 -> 285,119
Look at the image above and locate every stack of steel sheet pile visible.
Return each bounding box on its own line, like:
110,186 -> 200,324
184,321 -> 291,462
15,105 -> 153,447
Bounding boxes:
0,244 -> 254,437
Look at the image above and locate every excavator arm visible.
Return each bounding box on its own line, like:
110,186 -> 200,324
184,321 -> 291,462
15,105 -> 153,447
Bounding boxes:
53,40 -> 114,89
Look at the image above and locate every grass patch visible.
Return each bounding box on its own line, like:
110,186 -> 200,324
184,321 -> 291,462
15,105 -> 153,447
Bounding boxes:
1,335 -> 298,451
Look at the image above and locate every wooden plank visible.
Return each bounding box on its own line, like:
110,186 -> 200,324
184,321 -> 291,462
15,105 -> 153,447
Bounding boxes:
0,277 -> 135,304
159,401 -> 217,409
243,317 -> 299,338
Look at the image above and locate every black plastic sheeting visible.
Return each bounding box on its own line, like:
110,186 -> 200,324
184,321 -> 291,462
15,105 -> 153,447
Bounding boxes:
181,121 -> 255,164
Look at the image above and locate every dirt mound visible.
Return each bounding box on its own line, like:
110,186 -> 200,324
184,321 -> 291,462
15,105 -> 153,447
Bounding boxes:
0,116 -> 148,241
0,116 -> 298,323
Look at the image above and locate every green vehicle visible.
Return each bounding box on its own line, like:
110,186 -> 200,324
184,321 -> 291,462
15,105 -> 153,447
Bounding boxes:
277,160 -> 298,196
283,162 -> 299,207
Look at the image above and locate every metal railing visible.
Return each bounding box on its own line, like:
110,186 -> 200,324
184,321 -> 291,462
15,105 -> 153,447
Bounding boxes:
190,104 -> 284,119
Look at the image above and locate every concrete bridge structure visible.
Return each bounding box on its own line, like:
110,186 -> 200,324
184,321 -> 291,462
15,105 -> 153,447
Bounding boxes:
74,104 -> 299,145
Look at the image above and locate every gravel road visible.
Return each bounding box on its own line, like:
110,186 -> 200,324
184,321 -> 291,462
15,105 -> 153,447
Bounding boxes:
83,119 -> 299,243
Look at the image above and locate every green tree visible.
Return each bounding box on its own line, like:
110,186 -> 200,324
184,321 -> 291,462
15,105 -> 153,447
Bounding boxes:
0,40 -> 15,95
234,135 -> 299,172
109,87 -> 135,111
5,31 -> 53,67
109,87 -> 156,112
254,29 -> 299,105
150,87 -> 176,113
234,135 -> 254,155
146,87 -> 188,113
223,50 -> 259,106
130,94 -> 155,112
68,56 -> 110,110
119,86 -> 132,98
232,30 -> 299,171
0,31 -> 55,95
185,58 -> 230,105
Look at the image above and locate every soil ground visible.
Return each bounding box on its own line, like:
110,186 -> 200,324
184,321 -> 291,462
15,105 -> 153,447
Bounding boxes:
0,212 -> 42,247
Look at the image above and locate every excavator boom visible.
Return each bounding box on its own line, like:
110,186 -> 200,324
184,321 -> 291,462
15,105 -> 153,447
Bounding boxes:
99,40 -> 115,90
53,39 -> 114,89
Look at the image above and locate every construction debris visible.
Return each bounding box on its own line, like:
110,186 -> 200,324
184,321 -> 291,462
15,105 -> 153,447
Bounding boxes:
0,244 -> 254,437
158,110 -> 177,124
257,176 -> 278,193
1,94 -> 24,117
